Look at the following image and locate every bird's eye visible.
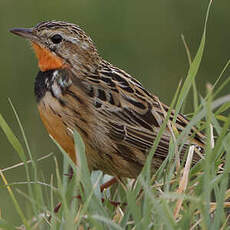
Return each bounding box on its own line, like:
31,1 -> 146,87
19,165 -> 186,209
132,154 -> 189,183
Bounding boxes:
51,34 -> 63,44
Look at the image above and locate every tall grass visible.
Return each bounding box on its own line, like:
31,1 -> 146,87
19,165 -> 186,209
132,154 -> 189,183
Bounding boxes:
1,0 -> 230,229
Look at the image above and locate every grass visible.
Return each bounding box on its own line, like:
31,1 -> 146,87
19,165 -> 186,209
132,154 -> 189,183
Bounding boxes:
1,0 -> 230,229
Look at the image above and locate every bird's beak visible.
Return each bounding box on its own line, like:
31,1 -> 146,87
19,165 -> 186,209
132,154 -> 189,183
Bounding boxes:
10,27 -> 36,41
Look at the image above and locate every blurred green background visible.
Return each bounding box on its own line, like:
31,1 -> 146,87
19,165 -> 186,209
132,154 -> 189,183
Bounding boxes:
0,0 -> 229,224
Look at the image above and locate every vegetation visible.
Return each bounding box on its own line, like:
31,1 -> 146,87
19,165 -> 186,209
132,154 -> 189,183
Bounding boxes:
1,1 -> 230,229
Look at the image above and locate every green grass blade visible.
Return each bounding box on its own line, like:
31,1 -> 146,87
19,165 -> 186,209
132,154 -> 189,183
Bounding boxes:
0,114 -> 26,162
174,0 -> 213,118
0,169 -> 30,229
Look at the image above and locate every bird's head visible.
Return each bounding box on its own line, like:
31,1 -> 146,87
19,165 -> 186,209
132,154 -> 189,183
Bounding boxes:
10,21 -> 101,72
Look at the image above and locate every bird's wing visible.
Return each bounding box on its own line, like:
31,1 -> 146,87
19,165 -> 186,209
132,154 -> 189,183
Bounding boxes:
79,62 -> 205,165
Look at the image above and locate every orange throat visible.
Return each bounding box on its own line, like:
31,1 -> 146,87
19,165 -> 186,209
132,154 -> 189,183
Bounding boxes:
31,42 -> 64,72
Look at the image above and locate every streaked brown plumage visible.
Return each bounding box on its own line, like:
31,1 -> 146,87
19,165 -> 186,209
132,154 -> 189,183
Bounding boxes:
10,21 -> 205,178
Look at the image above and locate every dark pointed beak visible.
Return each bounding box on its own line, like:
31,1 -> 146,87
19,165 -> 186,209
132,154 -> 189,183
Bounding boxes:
9,27 -> 36,40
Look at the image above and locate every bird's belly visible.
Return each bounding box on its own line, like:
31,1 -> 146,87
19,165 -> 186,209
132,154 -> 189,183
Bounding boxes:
37,92 -> 77,163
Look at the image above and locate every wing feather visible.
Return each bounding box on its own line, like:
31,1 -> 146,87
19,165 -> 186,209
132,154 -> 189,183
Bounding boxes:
79,62 -> 205,166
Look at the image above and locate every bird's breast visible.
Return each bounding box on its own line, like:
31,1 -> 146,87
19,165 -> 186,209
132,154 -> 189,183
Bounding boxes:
34,68 -> 96,165
37,92 -> 77,163
34,69 -> 72,102
34,69 -> 77,162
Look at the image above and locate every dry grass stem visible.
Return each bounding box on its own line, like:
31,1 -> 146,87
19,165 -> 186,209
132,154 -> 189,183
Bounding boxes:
1,152 -> 53,172
174,145 -> 195,218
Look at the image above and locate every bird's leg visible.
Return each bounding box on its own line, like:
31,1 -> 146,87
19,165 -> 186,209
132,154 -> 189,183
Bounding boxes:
100,177 -> 117,192
65,167 -> 118,192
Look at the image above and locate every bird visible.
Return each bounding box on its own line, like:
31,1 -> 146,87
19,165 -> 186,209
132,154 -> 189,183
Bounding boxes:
10,21 -> 205,180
